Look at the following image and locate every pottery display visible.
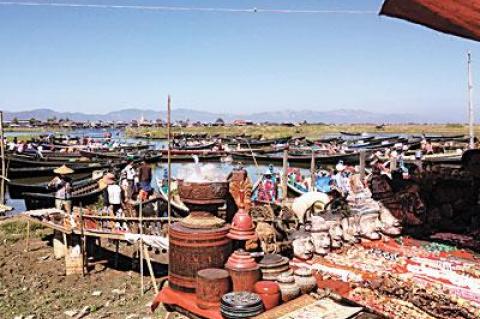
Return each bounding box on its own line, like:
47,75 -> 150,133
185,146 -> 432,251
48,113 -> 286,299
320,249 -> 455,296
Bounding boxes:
196,268 -> 231,310
294,267 -> 317,294
258,254 -> 291,281
276,273 -> 300,302
254,281 -> 281,310
169,223 -> 232,292
220,291 -> 264,319
225,249 -> 261,292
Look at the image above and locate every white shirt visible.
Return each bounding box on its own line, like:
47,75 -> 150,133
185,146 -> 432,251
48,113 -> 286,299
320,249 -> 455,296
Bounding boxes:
107,184 -> 122,205
122,164 -> 136,181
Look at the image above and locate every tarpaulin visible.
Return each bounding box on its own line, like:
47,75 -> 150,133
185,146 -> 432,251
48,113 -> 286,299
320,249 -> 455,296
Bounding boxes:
380,0 -> 480,42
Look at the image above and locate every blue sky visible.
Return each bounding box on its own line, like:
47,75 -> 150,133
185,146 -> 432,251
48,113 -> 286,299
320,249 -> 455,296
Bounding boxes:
0,0 -> 478,119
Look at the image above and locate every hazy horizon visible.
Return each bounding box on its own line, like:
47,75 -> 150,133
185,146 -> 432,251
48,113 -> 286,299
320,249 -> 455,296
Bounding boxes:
0,0 -> 478,122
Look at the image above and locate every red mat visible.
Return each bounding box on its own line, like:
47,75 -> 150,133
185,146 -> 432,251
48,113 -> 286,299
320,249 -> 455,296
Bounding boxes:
151,286 -> 223,319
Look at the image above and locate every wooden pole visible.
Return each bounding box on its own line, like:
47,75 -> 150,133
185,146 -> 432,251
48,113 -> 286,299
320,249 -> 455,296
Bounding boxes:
359,150 -> 366,181
24,219 -> 30,252
139,201 -> 144,295
468,52 -> 475,149
390,156 -> 397,171
167,95 -> 172,226
310,150 -> 316,191
143,246 -> 159,294
0,111 -> 5,204
79,204 -> 86,276
282,149 -> 288,204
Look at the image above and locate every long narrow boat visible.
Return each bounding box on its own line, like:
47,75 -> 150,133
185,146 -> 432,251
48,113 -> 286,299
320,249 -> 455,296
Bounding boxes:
173,141 -> 217,151
23,178 -> 104,210
231,151 -> 360,167
7,172 -> 93,199
8,162 -> 115,178
7,154 -> 99,168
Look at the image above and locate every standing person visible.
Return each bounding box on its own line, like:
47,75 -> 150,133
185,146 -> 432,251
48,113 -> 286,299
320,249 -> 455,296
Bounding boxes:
137,159 -> 152,193
121,159 -> 136,199
49,165 -> 74,213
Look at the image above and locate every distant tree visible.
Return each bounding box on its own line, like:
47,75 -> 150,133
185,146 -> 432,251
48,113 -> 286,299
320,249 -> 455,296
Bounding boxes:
215,118 -> 225,125
12,117 -> 18,124
29,118 -> 36,125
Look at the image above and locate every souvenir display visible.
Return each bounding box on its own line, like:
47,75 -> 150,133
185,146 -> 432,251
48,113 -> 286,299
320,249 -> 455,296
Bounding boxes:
258,254 -> 292,281
220,291 -> 264,319
293,267 -> 318,294
225,249 -> 261,292
254,281 -> 281,310
276,273 -> 301,302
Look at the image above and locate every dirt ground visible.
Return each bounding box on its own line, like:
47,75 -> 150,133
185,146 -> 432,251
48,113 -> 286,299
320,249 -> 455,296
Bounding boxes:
0,218 -> 181,319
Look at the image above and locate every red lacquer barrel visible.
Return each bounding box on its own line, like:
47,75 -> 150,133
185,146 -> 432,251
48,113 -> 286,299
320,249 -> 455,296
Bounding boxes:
169,222 -> 232,293
196,268 -> 231,310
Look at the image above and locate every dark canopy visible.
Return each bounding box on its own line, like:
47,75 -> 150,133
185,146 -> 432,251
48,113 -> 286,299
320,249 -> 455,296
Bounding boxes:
380,0 -> 480,42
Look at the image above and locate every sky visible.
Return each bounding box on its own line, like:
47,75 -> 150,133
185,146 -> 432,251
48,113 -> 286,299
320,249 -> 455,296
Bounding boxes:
0,0 -> 479,119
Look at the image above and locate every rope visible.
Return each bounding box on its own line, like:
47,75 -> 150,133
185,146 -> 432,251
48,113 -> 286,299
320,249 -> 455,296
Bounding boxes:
0,1 -> 377,15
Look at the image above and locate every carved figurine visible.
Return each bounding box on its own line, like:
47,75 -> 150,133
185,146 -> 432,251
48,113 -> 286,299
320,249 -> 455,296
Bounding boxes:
290,229 -> 314,260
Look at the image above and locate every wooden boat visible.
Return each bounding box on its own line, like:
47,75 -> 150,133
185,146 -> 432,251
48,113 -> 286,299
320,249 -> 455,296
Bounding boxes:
340,131 -> 362,136
7,172 -> 92,199
23,178 -> 104,210
156,181 -> 190,217
7,154 -> 98,168
158,154 -> 224,162
231,151 -> 360,167
173,141 -> 217,151
8,162 -> 115,178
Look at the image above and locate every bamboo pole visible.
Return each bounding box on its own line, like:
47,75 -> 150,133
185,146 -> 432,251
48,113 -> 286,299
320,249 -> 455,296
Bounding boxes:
281,149 -> 288,204
0,111 -> 5,204
139,201 -> 144,295
143,246 -> 159,294
167,95 -> 172,226
79,204 -> 86,276
24,219 -> 30,252
468,52 -> 475,149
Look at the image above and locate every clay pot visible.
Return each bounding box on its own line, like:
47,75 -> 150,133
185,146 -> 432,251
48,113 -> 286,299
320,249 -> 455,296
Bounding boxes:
254,281 -> 281,311
227,207 -> 257,240
258,254 -> 291,281
225,250 -> 261,292
178,180 -> 229,205
294,267 -> 317,294
196,268 -> 231,310
276,273 -> 300,302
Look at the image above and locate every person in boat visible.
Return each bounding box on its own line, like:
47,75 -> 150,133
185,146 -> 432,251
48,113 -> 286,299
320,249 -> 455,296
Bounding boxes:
256,168 -> 278,203
48,165 -> 74,214
137,159 -> 153,194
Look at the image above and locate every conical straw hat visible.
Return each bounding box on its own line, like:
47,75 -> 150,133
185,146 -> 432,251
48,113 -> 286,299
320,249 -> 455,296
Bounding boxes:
53,165 -> 74,175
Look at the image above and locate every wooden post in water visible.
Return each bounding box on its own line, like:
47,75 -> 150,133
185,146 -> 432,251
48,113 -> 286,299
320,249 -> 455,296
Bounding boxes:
468,52 -> 475,149
167,95 -> 172,226
0,111 -> 5,204
282,149 -> 288,204
359,150 -> 366,181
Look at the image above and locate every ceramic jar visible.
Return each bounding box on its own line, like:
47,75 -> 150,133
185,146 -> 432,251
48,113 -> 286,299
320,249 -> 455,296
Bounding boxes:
225,249 -> 261,292
196,268 -> 231,310
294,267 -> 317,294
227,207 -> 257,240
254,281 -> 281,310
276,273 -> 300,302
258,254 -> 292,281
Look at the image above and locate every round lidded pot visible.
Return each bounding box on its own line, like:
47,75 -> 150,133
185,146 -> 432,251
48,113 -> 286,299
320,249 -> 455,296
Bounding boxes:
225,249 -> 261,292
276,273 -> 300,302
294,267 -> 317,294
254,281 -> 281,311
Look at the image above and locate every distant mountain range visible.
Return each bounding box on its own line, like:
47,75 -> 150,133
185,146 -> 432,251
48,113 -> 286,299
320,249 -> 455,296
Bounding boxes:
0,107 -> 458,124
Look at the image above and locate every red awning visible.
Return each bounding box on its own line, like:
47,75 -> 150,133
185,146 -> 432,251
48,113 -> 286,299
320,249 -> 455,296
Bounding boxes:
380,0 -> 480,42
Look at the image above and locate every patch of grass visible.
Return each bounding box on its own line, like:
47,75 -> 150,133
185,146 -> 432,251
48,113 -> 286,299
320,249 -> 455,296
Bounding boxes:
0,218 -> 50,242
126,123 -> 478,140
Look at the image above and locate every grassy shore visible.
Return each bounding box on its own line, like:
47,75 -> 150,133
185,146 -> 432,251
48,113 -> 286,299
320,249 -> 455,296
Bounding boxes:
126,123 -> 477,139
